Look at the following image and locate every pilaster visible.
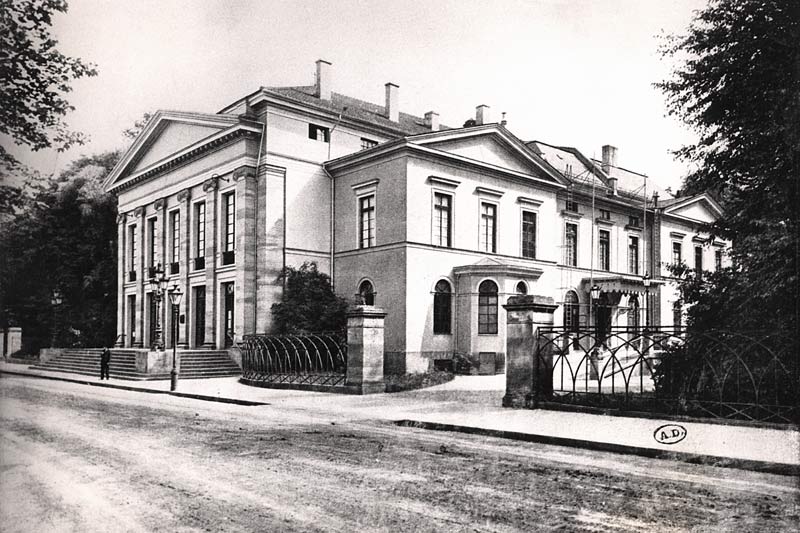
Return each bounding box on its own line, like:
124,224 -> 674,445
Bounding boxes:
116,212 -> 126,347
233,166 -> 257,339
202,176 -> 218,348
177,189 -> 191,348
154,198 -> 168,348
133,206 -> 145,347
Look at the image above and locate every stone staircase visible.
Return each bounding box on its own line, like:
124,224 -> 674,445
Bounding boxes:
31,348 -> 240,381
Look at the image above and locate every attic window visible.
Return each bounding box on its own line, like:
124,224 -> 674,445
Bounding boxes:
308,124 -> 330,143
360,138 -> 378,150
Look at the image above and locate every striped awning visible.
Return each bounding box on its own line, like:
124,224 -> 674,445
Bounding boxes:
582,275 -> 664,296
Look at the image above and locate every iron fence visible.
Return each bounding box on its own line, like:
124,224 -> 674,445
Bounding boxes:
533,327 -> 799,424
240,333 -> 348,387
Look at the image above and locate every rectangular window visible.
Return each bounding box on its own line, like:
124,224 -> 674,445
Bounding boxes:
715,249 -> 723,271
565,223 -> 578,267
147,218 -> 157,268
194,202 -> 205,271
360,138 -> 378,150
565,200 -> 579,212
628,235 -> 639,275
170,211 -> 180,273
359,194 -> 376,248
672,241 -> 682,265
694,246 -> 703,272
599,209 -> 611,220
128,224 -> 137,278
628,215 -> 640,227
432,192 -> 451,247
308,124 -> 330,142
479,202 -> 496,253
221,192 -> 235,265
521,210 -> 537,259
598,229 -> 610,271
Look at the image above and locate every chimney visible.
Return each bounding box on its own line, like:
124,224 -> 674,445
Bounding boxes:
601,144 -> 617,175
385,83 -> 399,122
475,104 -> 491,125
315,59 -> 332,100
424,111 -> 440,131
500,112 -> 507,127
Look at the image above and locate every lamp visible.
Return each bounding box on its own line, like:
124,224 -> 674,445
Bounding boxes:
148,263 -> 167,350
167,284 -> 183,391
590,284 -> 601,301
642,273 -> 651,330
50,289 -> 63,347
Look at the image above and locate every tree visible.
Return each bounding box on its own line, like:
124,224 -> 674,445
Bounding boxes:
0,150 -> 120,351
0,0 -> 97,166
270,263 -> 348,335
657,0 -> 800,336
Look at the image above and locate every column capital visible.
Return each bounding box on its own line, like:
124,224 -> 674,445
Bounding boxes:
153,198 -> 166,211
116,212 -> 127,225
177,189 -> 191,203
202,177 -> 219,192
232,165 -> 257,183
133,206 -> 144,218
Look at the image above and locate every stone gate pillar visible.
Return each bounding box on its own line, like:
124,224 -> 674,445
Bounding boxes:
502,295 -> 558,408
346,305 -> 386,394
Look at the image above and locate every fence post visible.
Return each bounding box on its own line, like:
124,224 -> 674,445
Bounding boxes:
346,305 -> 386,394
502,295 -> 558,408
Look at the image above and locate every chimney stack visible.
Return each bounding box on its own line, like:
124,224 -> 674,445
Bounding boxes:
601,144 -> 617,175
475,104 -> 491,125
385,83 -> 399,122
315,59 -> 332,100
424,111 -> 440,131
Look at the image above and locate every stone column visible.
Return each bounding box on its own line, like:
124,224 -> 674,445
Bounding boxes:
116,213 -> 127,347
202,177 -> 218,348
133,206 -> 145,347
346,305 -> 386,394
502,295 -> 558,408
154,198 -> 167,349
233,166 -> 257,340
177,189 -> 191,348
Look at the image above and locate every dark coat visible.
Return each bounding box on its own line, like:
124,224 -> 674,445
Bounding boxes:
101,349 -> 111,365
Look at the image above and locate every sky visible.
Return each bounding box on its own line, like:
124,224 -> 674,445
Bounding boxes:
8,0 -> 706,191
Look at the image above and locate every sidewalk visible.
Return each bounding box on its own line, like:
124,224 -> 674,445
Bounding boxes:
2,361 -> 798,474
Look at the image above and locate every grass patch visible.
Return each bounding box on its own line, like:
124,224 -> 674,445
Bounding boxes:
384,371 -> 455,393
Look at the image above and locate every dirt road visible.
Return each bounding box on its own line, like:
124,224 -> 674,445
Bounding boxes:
1,376 -> 797,532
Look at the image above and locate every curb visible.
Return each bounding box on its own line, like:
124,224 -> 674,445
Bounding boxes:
0,369 -> 268,407
394,419 -> 800,477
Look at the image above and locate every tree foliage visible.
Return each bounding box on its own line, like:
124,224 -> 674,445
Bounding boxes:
0,150 -> 120,352
657,0 -> 800,335
270,262 -> 348,335
0,0 -> 97,166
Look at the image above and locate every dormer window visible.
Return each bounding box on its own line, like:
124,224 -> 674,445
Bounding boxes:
360,138 -> 378,150
599,209 -> 611,220
308,124 -> 330,143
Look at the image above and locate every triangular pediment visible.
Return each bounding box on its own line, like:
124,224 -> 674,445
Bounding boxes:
409,125 -> 566,185
103,111 -> 253,192
664,194 -> 723,224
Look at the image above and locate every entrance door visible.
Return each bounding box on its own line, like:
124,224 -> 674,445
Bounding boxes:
127,295 -> 136,347
147,293 -> 157,347
222,282 -> 234,347
194,286 -> 205,347
595,293 -> 612,346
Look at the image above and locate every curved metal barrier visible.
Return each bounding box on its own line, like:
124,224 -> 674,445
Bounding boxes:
534,327 -> 798,424
240,333 -> 347,387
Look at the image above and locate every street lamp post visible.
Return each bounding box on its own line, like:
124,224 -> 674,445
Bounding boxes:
168,284 -> 183,391
148,264 -> 168,350
642,273 -> 651,331
50,289 -> 62,347
589,284 -> 601,380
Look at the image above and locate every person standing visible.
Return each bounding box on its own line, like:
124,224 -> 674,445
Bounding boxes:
100,347 -> 111,380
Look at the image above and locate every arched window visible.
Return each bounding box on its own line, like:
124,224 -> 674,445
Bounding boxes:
358,280 -> 375,306
478,280 -> 498,334
564,291 -> 580,333
433,280 -> 452,334
516,281 -> 528,295
627,295 -> 640,332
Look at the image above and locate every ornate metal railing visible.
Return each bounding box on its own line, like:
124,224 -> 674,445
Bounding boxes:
533,327 -> 799,424
240,333 -> 348,387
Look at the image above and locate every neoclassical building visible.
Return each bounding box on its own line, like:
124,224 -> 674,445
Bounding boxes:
103,60 -> 727,373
